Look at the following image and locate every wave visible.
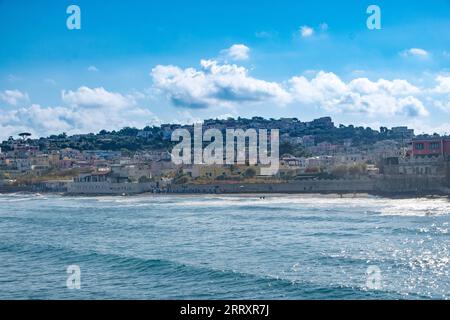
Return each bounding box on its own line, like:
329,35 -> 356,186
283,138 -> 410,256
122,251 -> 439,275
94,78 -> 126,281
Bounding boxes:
6,193 -> 447,217
0,241 -> 413,299
88,195 -> 450,217
379,199 -> 450,216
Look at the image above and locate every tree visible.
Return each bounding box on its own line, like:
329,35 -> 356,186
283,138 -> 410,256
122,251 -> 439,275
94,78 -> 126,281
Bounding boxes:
243,168 -> 256,179
138,176 -> 152,183
332,165 -> 348,178
348,164 -> 367,176
19,132 -> 31,140
174,175 -> 190,185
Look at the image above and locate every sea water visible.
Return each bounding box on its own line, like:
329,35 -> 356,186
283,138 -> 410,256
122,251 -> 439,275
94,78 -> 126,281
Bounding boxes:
0,193 -> 448,299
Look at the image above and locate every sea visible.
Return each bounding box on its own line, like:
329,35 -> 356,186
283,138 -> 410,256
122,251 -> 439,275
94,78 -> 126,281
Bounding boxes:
0,193 -> 448,299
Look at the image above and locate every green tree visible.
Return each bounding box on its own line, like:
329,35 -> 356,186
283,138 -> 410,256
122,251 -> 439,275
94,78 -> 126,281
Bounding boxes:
243,168 -> 256,179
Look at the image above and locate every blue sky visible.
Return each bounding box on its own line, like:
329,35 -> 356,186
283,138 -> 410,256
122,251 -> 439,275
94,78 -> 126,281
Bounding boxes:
1,0 -> 450,139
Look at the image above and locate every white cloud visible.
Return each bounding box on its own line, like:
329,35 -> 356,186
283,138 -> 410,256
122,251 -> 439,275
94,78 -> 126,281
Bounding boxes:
0,89 -> 29,106
0,86 -> 160,139
397,96 -> 429,117
300,26 -> 314,37
288,72 -> 428,117
401,48 -> 429,58
87,65 -> 99,72
432,75 -> 450,94
429,75 -> 450,112
62,86 -> 136,109
151,59 -> 291,109
433,99 -> 450,113
0,95 -> 158,140
174,110 -> 203,125
404,120 -> 450,136
151,56 -> 435,119
348,78 -> 420,96
221,44 -> 250,61
150,50 -> 445,119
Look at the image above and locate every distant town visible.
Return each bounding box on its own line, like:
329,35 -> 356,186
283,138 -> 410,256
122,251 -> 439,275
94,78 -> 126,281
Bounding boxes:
1,116 -> 449,196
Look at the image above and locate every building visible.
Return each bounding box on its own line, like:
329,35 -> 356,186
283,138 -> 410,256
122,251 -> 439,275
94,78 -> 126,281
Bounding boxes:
335,153 -> 371,165
82,150 -> 122,161
183,164 -> 261,179
301,135 -> 315,147
109,163 -> 152,182
412,137 -> 450,158
307,117 -> 334,129
280,155 -> 306,169
307,142 -> 339,155
382,156 -> 446,177
68,170 -> 156,195
390,126 -> 415,141
371,140 -> 403,160
306,156 -> 334,171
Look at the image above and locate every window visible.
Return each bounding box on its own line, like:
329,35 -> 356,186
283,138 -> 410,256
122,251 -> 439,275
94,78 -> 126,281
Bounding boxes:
415,143 -> 424,150
430,142 -> 441,150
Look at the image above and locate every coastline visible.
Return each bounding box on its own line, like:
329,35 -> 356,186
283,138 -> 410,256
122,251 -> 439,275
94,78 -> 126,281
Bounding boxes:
0,190 -> 448,200
2,176 -> 450,199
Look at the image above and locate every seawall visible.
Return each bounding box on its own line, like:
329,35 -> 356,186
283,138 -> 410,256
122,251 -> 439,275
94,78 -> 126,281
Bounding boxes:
168,176 -> 449,196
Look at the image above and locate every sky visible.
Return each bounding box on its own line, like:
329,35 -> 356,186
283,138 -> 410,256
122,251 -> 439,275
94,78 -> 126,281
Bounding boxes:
1,0 -> 450,139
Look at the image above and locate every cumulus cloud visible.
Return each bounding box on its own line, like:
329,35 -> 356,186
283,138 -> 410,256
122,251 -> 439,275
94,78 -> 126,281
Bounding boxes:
432,75 -> 450,94
401,48 -> 429,58
300,26 -> 314,37
429,75 -> 450,113
221,44 -> 250,61
0,87 -> 158,139
288,72 -> 428,117
151,55 -> 436,119
151,59 -> 291,109
0,89 -> 29,106
0,103 -> 157,140
433,100 -> 450,112
62,86 -> 136,109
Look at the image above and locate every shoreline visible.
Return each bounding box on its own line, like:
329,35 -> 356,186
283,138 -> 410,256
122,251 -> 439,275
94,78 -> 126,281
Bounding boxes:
0,190 -> 448,200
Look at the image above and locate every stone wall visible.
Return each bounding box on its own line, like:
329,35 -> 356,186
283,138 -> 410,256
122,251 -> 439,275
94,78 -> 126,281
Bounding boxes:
168,178 -> 375,194
168,175 -> 450,195
375,175 -> 446,195
66,181 -> 156,195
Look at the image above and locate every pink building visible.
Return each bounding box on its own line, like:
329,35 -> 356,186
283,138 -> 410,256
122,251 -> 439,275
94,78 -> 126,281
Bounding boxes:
412,137 -> 450,157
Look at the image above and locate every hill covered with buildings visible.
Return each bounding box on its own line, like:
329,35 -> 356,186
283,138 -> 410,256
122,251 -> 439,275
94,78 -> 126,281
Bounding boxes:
0,116 -> 417,154
1,116 -> 449,196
